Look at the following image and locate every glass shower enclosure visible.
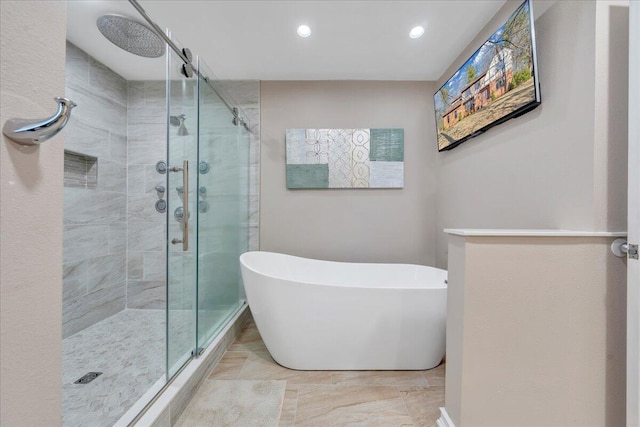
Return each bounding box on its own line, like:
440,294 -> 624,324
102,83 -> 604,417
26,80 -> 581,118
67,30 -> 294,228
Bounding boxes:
166,40 -> 250,378
62,2 -> 250,424
196,59 -> 249,353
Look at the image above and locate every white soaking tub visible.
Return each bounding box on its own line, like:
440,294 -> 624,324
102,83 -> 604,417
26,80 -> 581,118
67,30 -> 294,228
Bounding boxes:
239,251 -> 447,370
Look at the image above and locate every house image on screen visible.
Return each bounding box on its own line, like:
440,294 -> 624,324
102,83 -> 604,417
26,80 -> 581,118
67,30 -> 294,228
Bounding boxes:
442,48 -> 514,130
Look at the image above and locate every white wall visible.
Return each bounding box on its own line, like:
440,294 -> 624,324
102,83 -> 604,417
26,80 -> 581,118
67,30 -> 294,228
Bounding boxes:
435,0 -> 629,268
627,3 -> 640,425
437,2 -> 630,425
260,81 -> 438,265
0,1 -> 66,424
593,0 -> 629,231
445,234 -> 626,427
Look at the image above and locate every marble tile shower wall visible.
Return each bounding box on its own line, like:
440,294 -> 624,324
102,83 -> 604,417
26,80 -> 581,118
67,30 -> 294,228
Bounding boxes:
127,80 -> 168,310
63,42 -> 128,338
196,102 -> 244,310
216,80 -> 260,252
127,80 -> 261,312
166,80 -> 198,311
129,80 -> 260,312
63,42 -> 261,336
63,42 -> 169,335
195,81 -> 259,310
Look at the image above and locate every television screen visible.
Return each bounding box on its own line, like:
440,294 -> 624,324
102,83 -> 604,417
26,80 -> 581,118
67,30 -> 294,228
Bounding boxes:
434,0 -> 541,151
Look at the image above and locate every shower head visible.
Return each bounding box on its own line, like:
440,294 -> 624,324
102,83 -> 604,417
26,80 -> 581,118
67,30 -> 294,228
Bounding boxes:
170,115 -> 183,127
170,114 -> 189,136
96,14 -> 164,58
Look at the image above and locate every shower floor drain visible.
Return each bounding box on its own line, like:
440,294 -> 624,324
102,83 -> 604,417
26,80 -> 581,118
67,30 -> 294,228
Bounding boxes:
74,372 -> 103,384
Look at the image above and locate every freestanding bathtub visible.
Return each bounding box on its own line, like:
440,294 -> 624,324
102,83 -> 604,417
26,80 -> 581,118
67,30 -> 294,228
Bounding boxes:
239,251 -> 447,370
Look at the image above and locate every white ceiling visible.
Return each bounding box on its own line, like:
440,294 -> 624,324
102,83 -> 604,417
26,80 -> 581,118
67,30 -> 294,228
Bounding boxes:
67,1 -> 166,81
67,0 -> 532,82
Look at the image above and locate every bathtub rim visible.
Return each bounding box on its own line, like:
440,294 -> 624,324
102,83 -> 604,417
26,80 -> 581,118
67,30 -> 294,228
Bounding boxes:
240,251 -> 447,290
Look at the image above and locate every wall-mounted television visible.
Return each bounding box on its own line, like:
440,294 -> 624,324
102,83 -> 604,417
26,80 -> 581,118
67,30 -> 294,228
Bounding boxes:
434,0 -> 541,151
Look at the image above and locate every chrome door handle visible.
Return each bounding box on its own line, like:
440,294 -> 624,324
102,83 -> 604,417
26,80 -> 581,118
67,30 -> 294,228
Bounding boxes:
182,160 -> 189,251
170,160 -> 189,251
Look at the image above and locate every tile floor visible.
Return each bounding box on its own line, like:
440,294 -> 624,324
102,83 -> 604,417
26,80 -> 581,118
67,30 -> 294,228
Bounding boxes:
62,310 -> 167,427
178,319 -> 445,426
62,308 -> 233,426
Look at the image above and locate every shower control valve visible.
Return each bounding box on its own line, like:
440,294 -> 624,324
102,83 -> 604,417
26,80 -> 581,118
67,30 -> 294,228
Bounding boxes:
199,161 -> 210,174
174,206 -> 191,222
155,160 -> 167,174
155,199 -> 167,213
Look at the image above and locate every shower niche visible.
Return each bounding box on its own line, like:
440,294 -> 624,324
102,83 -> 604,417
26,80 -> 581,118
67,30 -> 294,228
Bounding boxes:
63,151 -> 98,189
62,1 -> 255,425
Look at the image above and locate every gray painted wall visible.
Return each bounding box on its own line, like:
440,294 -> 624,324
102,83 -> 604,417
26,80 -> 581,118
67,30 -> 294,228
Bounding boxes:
259,1 -> 628,271
260,81 -> 437,265
434,0 -> 629,268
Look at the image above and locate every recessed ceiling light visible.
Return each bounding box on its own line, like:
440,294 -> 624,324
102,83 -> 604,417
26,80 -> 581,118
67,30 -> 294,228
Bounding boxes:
297,25 -> 311,38
409,26 -> 425,39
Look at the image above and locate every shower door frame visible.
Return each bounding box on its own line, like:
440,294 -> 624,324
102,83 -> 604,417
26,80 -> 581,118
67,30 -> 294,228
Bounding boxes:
627,1 -> 639,424
165,29 -> 200,380
194,59 -> 251,354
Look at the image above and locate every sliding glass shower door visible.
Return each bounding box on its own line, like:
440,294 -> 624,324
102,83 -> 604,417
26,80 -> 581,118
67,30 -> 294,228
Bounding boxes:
166,35 -> 198,378
166,48 -> 250,374
62,2 -> 250,423
196,60 -> 249,351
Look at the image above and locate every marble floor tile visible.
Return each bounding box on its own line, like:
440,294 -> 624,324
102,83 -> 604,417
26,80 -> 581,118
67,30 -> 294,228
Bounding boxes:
331,370 -> 428,387
226,322 -> 268,352
238,350 -> 333,385
192,318 -> 447,427
175,380 -> 286,427
62,309 -> 165,427
423,362 -> 446,387
278,383 -> 299,427
398,386 -> 445,427
208,351 -> 249,380
294,384 -> 415,426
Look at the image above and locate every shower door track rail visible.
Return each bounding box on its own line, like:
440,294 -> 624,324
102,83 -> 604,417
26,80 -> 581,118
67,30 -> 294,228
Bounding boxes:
124,302 -> 249,426
125,352 -> 194,427
128,0 -> 250,130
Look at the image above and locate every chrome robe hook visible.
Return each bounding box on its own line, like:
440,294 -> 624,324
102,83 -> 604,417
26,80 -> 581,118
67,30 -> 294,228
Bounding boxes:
2,97 -> 77,146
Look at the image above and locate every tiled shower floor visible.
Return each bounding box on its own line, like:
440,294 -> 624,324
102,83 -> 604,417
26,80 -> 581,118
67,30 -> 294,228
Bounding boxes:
62,307 -> 237,426
178,319 -> 446,426
62,310 -> 167,427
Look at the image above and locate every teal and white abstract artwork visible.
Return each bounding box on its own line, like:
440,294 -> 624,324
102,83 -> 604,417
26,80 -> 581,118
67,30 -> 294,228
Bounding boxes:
285,129 -> 404,189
